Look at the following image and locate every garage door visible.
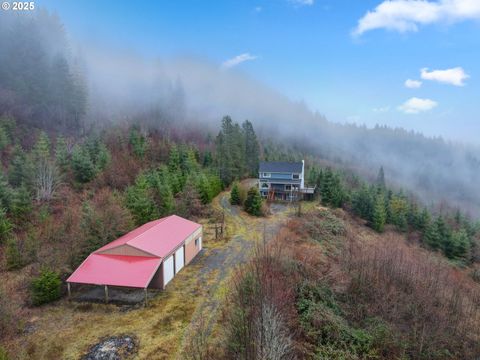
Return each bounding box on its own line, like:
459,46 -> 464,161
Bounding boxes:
175,246 -> 184,273
163,255 -> 174,287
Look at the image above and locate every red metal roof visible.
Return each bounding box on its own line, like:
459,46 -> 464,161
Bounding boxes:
96,215 -> 201,258
67,215 -> 202,288
66,254 -> 162,288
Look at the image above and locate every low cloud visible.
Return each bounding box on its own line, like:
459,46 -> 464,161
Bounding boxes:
405,79 -> 422,88
353,0 -> 480,36
373,106 -> 391,113
221,53 -> 258,69
421,67 -> 469,86
398,97 -> 438,114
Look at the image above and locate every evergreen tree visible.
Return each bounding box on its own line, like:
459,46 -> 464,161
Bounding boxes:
376,166 -> 386,189
30,269 -> 61,306
352,184 -> 374,221
389,194 -> 408,232
0,126 -> 8,151
32,131 -> 51,161
71,145 -> 96,183
129,127 -> 148,159
230,182 -> 241,205
0,208 -> 13,244
5,237 -> 23,270
424,220 -> 441,250
416,208 -> 431,233
320,169 -> 346,208
8,145 -> 33,188
11,186 -> 32,221
177,179 -> 204,218
244,187 -> 263,216
372,194 -> 387,232
168,144 -> 181,173
450,229 -> 470,261
242,120 -> 260,176
0,171 -> 13,211
55,136 -> 70,169
125,174 -> 159,225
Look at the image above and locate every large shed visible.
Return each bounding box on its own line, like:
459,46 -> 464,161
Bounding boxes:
67,215 -> 203,294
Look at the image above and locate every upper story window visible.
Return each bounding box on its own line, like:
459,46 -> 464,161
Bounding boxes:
292,173 -> 300,179
262,172 -> 271,178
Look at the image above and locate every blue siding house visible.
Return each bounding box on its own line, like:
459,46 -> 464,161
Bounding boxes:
258,160 -> 315,201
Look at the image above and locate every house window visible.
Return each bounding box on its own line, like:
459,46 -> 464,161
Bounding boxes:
195,238 -> 199,247
262,172 -> 271,178
285,185 -> 292,191
292,174 -> 300,179
261,182 -> 269,188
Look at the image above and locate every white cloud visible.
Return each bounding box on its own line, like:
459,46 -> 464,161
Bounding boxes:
420,67 -> 469,86
405,79 -> 423,88
221,53 -> 258,69
373,106 -> 391,112
289,0 -> 314,6
398,97 -> 438,114
353,0 -> 480,36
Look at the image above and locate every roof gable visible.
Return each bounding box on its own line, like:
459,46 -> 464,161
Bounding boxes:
259,161 -> 303,173
96,215 -> 202,258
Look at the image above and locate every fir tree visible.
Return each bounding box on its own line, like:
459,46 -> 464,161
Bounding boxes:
424,220 -> 441,250
242,120 -> 260,176
129,127 -> 148,159
372,194 -> 387,232
11,186 -> 32,221
376,166 -> 386,189
450,229 -> 470,261
0,208 -> 13,244
5,237 -> 23,270
8,145 -> 33,188
125,174 -> 159,225
55,136 -> 70,169
71,145 -> 96,183
230,182 -> 241,205
244,187 -> 263,216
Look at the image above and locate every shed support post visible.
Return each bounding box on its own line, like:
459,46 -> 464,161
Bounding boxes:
105,285 -> 109,304
67,282 -> 71,299
144,288 -> 148,307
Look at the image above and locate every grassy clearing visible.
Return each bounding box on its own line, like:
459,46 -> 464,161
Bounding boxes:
3,191 -> 293,359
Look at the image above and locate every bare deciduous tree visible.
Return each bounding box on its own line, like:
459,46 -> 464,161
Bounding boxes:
34,159 -> 61,201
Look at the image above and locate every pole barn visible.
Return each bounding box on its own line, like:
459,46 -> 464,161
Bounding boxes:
67,215 -> 203,301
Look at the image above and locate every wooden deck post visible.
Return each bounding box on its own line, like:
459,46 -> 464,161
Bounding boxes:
67,282 -> 71,299
144,288 -> 148,307
104,285 -> 109,304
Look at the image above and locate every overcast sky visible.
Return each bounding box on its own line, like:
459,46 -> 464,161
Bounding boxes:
38,0 -> 480,144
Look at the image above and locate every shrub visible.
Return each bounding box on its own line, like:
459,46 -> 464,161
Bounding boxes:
0,346 -> 9,360
30,269 -> 62,306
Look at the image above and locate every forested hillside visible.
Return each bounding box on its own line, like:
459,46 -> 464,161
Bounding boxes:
2,12 -> 480,216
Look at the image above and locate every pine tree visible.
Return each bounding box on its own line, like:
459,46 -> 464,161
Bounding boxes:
5,237 -> 23,270
389,194 -> 408,232
0,171 -> 13,211
376,166 -> 386,189
55,136 -> 70,169
71,145 -> 96,183
242,120 -> 260,176
424,220 -> 441,250
11,186 -> 32,221
8,145 -> 33,188
0,208 -> 13,244
244,187 -> 263,216
168,144 -> 181,173
372,194 -> 387,232
125,174 -> 158,225
33,131 -> 51,161
230,182 -> 241,205
129,127 -> 148,159
450,229 -> 470,261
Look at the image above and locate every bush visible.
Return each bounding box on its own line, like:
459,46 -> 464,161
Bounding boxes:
30,269 -> 62,306
0,346 -> 9,360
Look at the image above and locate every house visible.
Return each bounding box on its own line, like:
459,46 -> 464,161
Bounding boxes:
67,215 -> 203,301
258,160 -> 315,201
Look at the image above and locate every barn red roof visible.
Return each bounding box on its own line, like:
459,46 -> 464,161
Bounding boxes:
67,215 -> 202,288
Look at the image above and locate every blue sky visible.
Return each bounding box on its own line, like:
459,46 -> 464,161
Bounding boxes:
37,0 -> 480,143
